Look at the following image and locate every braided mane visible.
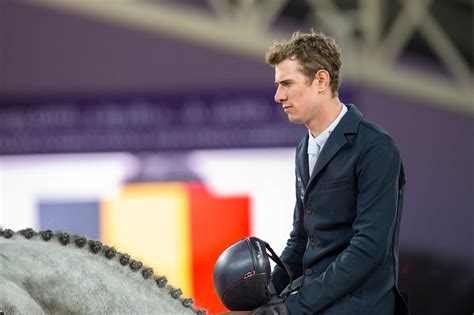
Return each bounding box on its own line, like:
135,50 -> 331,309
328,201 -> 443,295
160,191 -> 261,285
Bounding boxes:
0,228 -> 206,314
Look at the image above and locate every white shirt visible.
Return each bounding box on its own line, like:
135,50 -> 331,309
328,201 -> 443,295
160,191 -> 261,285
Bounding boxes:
308,104 -> 348,176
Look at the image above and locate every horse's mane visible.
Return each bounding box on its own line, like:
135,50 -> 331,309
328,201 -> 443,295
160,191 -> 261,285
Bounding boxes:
0,228 -> 206,314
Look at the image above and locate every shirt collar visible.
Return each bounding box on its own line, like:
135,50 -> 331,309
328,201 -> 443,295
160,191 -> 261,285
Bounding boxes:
308,103 -> 347,155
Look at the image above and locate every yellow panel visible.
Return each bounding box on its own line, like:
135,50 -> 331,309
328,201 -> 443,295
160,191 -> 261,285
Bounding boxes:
100,183 -> 192,295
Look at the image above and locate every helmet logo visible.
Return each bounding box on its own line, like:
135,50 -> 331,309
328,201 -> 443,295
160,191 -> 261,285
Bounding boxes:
243,270 -> 256,279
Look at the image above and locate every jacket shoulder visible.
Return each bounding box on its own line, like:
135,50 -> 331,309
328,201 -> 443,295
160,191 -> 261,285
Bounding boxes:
358,118 -> 399,149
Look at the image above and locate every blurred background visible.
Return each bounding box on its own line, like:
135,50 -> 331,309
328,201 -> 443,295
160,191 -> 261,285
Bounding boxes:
0,0 -> 472,313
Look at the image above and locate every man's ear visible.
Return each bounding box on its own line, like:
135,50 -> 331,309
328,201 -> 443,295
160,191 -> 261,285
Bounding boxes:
315,70 -> 331,91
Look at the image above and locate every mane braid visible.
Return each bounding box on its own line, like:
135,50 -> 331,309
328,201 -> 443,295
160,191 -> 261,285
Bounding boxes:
1,228 -> 206,314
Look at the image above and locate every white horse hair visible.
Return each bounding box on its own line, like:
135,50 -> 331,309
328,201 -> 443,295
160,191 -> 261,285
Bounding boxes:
0,228 -> 206,315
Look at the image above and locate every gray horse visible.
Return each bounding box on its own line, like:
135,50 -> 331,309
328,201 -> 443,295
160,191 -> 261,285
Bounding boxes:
0,228 -> 206,314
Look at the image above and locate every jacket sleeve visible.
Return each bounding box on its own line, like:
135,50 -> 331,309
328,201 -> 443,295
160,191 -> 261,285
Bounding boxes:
284,133 -> 402,312
271,164 -> 307,293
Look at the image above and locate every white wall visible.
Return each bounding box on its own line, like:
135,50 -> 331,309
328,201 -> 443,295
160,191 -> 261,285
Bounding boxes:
0,153 -> 138,229
0,148 -> 296,255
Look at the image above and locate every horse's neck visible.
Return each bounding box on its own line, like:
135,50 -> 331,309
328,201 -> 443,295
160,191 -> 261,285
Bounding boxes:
0,234 -> 198,314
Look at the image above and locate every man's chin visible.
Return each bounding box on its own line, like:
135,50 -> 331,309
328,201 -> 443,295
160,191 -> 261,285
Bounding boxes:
287,115 -> 302,124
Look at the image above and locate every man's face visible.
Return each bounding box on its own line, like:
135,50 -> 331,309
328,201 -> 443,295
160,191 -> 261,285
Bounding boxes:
274,58 -> 320,125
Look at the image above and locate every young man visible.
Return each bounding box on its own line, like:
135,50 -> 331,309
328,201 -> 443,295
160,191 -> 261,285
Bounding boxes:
251,31 -> 409,314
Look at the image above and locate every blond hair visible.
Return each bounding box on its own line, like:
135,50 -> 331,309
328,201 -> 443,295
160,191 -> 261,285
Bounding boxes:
266,31 -> 342,96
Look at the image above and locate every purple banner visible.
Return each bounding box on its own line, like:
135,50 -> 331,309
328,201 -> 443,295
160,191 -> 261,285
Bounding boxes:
0,89 -> 309,154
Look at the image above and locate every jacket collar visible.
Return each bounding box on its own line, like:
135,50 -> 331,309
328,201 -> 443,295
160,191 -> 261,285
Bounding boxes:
297,104 -> 362,188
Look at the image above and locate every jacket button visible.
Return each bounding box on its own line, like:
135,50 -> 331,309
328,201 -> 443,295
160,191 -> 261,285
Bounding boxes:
305,206 -> 313,214
310,238 -> 316,246
305,269 -> 313,276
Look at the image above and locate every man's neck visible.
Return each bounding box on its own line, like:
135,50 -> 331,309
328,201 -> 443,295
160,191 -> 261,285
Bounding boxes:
307,98 -> 343,138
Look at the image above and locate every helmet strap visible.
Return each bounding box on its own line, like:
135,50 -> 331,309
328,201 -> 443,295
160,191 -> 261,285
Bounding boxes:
263,242 -> 293,298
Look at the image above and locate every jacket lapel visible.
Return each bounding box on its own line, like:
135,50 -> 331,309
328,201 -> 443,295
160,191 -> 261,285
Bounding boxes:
296,134 -> 310,187
308,129 -> 347,185
307,104 -> 362,188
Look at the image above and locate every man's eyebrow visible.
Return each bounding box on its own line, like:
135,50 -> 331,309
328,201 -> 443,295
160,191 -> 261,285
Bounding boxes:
275,79 -> 292,85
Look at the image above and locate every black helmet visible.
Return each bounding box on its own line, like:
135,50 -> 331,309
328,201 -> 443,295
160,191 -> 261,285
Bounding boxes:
213,237 -> 292,311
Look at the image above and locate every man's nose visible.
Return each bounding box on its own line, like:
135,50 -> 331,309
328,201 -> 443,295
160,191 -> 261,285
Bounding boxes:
274,86 -> 286,103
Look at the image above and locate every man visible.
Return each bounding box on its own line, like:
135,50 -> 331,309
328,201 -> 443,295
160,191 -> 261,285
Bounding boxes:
251,31 -> 409,314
